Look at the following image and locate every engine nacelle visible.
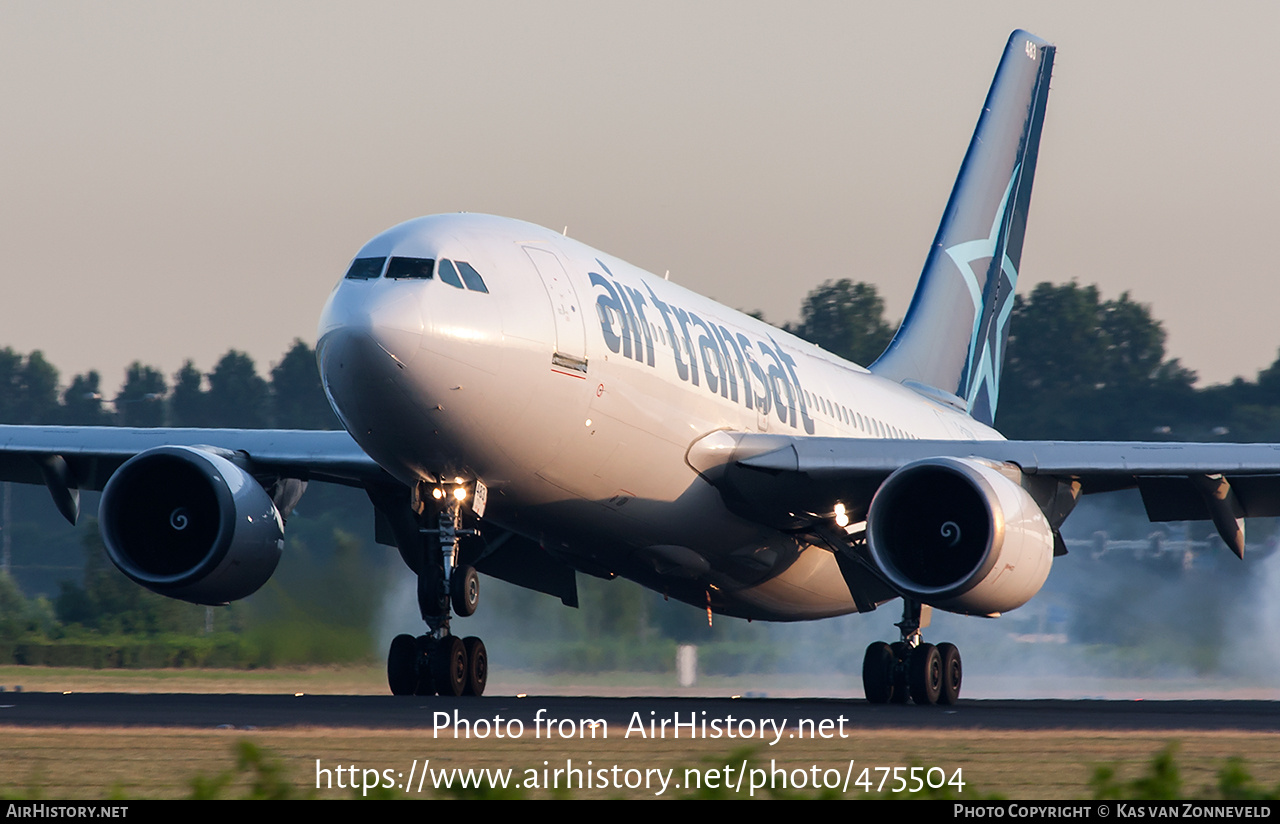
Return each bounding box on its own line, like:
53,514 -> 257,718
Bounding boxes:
866,456 -> 1053,616
99,446 -> 285,605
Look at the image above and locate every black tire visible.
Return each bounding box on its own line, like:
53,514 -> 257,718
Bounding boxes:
417,564 -> 446,620
889,641 -> 911,704
387,634 -> 418,696
908,643 -> 942,705
451,565 -> 480,617
862,642 -> 895,704
413,635 -> 436,695
937,642 -> 962,705
431,635 -> 468,697
462,636 -> 487,697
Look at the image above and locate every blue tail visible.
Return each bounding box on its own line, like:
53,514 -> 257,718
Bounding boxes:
870,30 -> 1054,427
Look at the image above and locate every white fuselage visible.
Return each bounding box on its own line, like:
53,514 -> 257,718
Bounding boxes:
316,213 -> 1000,621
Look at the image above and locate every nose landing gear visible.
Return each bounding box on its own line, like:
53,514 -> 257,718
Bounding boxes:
861,599 -> 962,706
387,484 -> 489,697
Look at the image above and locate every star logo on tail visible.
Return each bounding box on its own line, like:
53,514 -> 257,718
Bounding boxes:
943,168 -> 1020,425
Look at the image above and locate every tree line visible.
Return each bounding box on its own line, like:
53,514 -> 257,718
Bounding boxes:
0,340 -> 338,430
779,278 -> 1280,443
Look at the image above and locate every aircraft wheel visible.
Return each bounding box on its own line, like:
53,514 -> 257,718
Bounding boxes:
418,565 -> 447,620
862,642 -> 895,704
462,636 -> 487,697
889,641 -> 911,703
908,643 -> 942,706
432,635 -> 468,697
451,565 -> 480,617
937,642 -> 962,705
413,635 -> 436,695
388,634 -> 419,696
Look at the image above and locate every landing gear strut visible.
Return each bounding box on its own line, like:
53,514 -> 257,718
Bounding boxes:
861,598 -> 962,706
387,487 -> 488,697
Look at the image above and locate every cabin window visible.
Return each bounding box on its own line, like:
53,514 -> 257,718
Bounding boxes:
456,261 -> 490,293
437,259 -> 465,289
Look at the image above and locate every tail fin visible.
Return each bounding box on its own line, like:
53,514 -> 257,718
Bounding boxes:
870,30 -> 1054,427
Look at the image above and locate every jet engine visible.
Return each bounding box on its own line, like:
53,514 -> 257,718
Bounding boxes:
865,456 -> 1053,615
98,446 -> 285,605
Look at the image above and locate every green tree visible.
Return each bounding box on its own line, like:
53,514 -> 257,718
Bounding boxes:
206,351 -> 270,428
1188,349 -> 1280,441
0,349 -> 61,424
0,570 -> 44,640
0,349 -> 23,423
60,371 -> 113,425
55,523 -> 206,635
785,279 -> 894,365
240,527 -> 382,664
1257,349 -> 1280,404
115,362 -> 167,427
20,351 -> 61,424
270,340 -> 339,430
170,360 -> 209,427
997,282 -> 1196,439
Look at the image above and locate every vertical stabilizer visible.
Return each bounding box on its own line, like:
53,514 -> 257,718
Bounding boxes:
870,30 -> 1054,427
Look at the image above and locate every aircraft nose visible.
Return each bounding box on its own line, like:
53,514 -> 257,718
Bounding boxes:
319,281 -> 424,371
364,283 -> 426,368
316,281 -> 434,482
316,281 -> 427,437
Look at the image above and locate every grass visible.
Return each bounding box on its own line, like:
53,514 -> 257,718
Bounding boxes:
0,664 -> 389,695
0,664 -> 886,697
6,664 -> 1274,699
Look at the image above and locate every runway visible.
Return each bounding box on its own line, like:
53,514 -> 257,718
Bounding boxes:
2,692 -> 1278,732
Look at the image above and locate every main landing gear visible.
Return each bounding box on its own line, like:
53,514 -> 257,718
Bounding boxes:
388,490 -> 488,697
862,599 -> 962,706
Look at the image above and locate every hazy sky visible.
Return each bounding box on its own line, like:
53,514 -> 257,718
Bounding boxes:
2,2 -> 1277,395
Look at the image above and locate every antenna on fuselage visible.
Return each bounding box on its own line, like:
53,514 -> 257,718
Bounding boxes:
664,270 -> 670,281
562,226 -> 568,236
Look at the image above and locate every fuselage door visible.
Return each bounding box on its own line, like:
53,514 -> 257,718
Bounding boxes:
523,246 -> 587,369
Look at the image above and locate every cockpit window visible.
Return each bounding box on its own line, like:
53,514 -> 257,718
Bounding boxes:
455,261 -> 489,293
344,257 -> 385,280
385,257 -> 435,279
437,259 -> 465,289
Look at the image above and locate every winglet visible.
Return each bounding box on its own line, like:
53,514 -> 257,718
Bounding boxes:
870,30 -> 1054,427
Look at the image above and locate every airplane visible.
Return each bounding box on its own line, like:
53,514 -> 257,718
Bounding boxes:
3,29 -> 1278,705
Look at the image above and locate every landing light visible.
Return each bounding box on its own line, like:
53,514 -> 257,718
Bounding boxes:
834,502 -> 849,528
432,488 -> 444,500
453,487 -> 467,501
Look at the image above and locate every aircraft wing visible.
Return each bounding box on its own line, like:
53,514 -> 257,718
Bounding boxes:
692,432 -> 1280,554
0,425 -> 392,523
0,424 -> 586,609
